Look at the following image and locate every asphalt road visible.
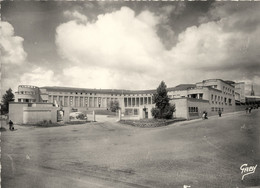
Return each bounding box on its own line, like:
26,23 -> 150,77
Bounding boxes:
1,110 -> 260,188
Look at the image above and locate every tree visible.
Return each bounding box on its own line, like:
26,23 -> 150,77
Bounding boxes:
110,100 -> 120,112
1,88 -> 15,114
151,81 -> 175,119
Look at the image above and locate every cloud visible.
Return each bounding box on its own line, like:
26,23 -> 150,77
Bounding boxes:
55,5 -> 260,94
0,21 -> 28,95
64,10 -> 88,22
56,6 -> 166,90
172,3 -> 260,77
19,67 -> 61,87
62,66 -> 157,90
0,21 -> 27,65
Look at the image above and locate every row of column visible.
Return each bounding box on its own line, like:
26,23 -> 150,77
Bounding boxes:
124,97 -> 152,107
49,95 -> 118,108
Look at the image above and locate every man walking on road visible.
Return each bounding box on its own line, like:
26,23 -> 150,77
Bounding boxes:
218,109 -> 222,117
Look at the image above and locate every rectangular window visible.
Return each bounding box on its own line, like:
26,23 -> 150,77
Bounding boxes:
64,96 -> 68,107
134,109 -> 139,115
136,98 -> 139,106
75,97 -> 78,107
80,97 -> 83,107
132,98 -> 135,106
144,97 -> 147,104
124,98 -> 127,107
148,97 -> 151,104
89,97 -> 93,107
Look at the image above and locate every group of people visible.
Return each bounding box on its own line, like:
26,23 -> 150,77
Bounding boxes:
245,107 -> 253,113
202,109 -> 222,120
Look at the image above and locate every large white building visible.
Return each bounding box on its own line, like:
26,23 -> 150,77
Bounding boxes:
14,79 -> 246,120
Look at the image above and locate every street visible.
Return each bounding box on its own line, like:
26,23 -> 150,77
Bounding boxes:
1,110 -> 260,188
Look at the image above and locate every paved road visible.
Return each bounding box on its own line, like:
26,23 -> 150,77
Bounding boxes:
1,110 -> 260,188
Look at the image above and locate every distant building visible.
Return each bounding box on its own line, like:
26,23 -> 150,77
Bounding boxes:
233,82 -> 246,104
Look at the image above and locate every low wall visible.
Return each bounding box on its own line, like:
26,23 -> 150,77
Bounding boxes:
23,107 -> 59,124
9,103 -> 28,124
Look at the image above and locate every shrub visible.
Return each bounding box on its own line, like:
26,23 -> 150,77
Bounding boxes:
110,100 -> 120,112
151,107 -> 160,118
161,104 -> 175,119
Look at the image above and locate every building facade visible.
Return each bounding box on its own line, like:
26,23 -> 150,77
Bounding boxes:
14,79 -> 241,120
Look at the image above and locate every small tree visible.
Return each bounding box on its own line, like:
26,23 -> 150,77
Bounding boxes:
110,100 -> 120,112
151,81 -> 175,119
1,88 -> 15,114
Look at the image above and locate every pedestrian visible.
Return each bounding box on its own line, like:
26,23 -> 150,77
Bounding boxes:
202,112 -> 205,120
218,109 -> 222,117
8,120 -> 14,130
249,107 -> 252,113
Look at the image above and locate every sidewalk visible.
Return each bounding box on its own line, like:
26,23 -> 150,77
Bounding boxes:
173,109 -> 258,127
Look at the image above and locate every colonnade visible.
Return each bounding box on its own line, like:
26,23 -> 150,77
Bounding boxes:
48,95 -> 118,108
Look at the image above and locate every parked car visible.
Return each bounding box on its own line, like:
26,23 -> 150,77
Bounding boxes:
69,112 -> 87,120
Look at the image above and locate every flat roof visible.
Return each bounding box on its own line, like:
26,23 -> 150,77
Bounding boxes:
196,79 -> 235,87
40,86 -> 156,95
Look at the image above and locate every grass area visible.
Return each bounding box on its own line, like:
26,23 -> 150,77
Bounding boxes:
120,118 -> 186,128
20,120 -> 90,128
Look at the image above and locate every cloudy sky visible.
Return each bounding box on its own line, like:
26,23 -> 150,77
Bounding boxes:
1,1 -> 260,96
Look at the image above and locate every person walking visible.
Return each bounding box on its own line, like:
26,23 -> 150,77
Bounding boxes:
218,109 -> 222,117
8,120 -> 14,130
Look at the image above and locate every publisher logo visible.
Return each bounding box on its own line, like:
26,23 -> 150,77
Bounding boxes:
240,164 -> 257,180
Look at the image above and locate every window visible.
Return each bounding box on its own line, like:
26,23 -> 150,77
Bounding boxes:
211,107 -> 214,112
189,107 -> 198,113
134,109 -> 139,115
